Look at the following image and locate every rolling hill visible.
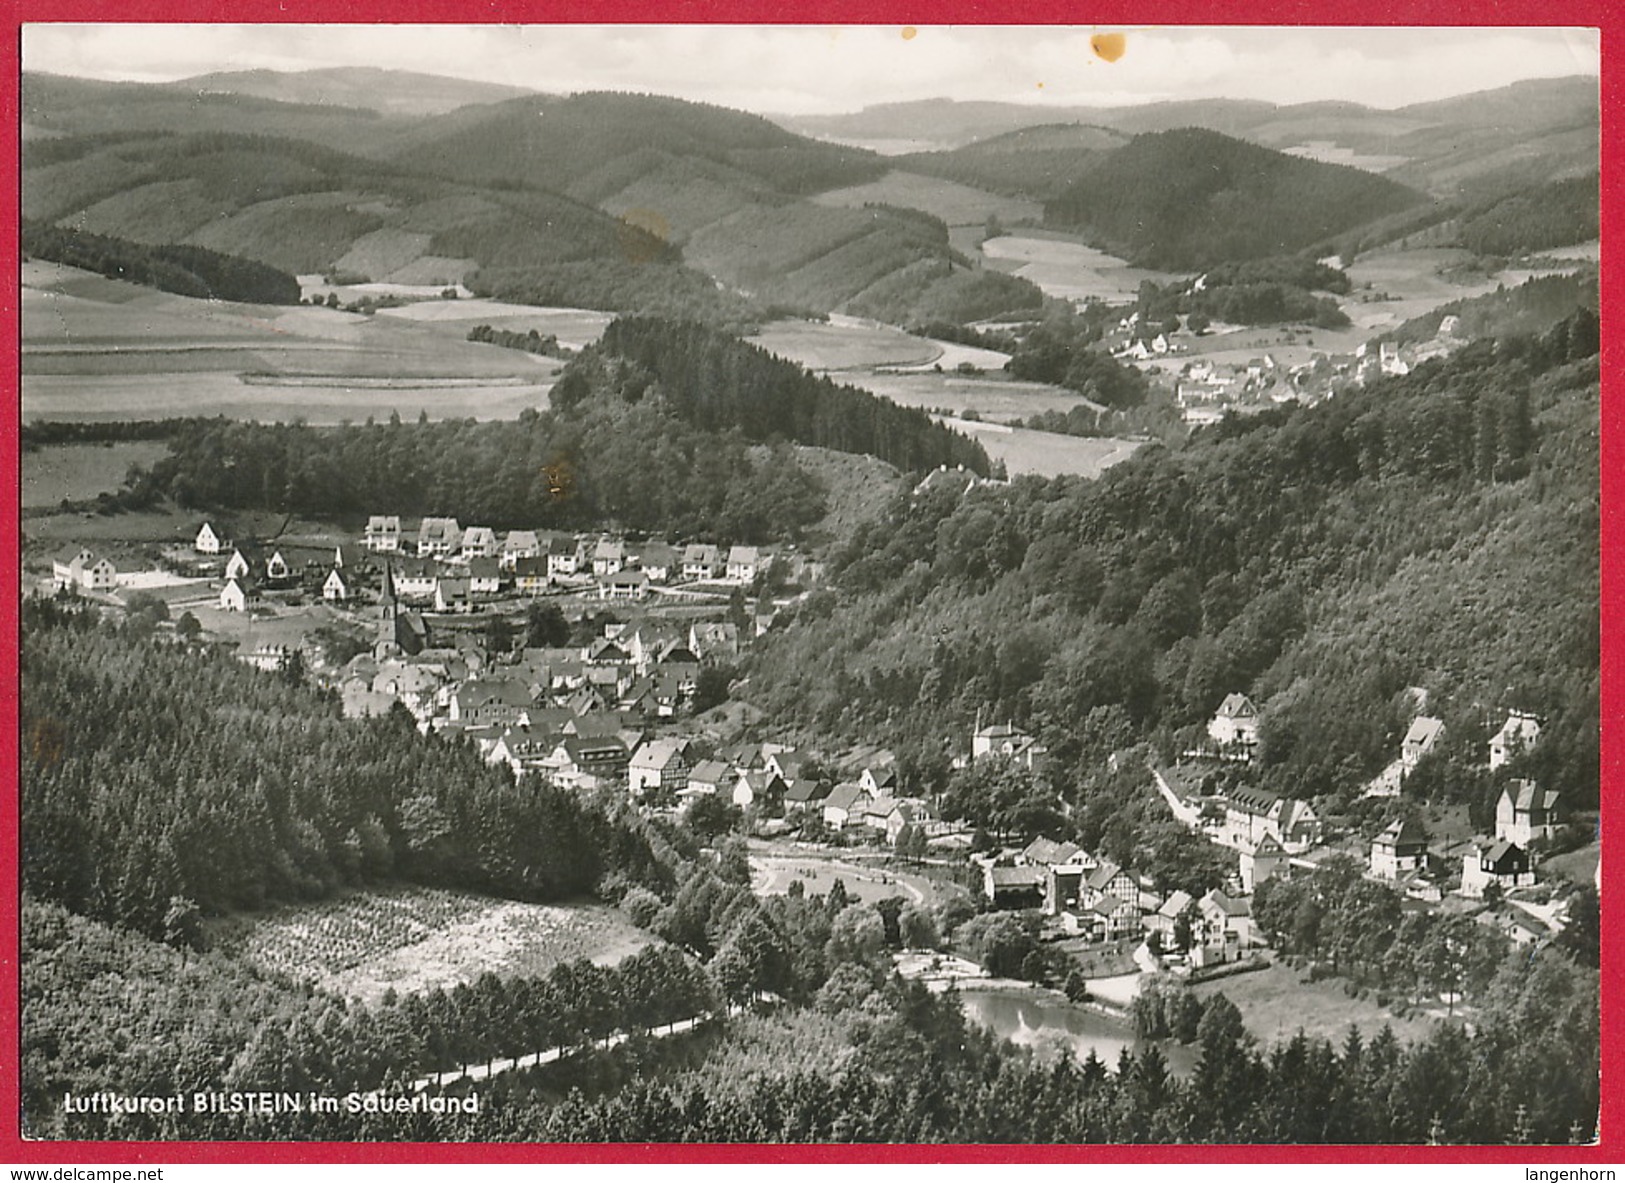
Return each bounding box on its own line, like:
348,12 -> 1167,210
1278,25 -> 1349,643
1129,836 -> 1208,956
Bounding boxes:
896,124 -> 1131,201
176,66 -> 535,117
1044,128 -> 1428,270
22,129 -> 746,322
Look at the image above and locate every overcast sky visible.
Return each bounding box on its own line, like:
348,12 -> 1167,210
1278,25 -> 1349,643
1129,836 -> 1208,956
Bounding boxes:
22,24 -> 1601,115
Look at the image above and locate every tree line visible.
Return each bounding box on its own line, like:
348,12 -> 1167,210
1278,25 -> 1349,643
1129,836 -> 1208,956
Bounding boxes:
23,218 -> 301,305
567,317 -> 993,475
116,401 -> 829,544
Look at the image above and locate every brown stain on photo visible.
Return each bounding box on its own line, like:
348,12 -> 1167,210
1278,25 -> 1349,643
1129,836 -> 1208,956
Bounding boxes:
1091,32 -> 1127,63
617,208 -> 671,265
900,26 -> 917,41
543,458 -> 575,503
28,717 -> 66,769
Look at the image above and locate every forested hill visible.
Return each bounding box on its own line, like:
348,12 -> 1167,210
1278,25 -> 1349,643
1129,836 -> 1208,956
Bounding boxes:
386,90 -> 885,200
745,308 -> 1599,826
1045,128 -> 1426,269
557,317 -> 993,476
23,129 -> 749,323
122,404 -> 830,544
20,601 -> 669,939
22,219 -> 301,305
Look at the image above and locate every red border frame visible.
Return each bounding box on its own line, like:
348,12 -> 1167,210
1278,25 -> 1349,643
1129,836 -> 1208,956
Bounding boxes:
1,1 -> 1617,1164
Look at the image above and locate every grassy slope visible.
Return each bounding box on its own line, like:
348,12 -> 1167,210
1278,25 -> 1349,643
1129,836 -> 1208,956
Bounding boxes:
206,885 -> 658,1005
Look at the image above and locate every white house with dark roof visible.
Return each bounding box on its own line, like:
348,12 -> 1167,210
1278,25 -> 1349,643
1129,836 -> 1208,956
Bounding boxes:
1461,840 -> 1535,898
460,526 -> 499,561
1495,780 -> 1563,846
194,522 -> 223,555
219,576 -> 259,613
501,530 -> 540,569
1489,711 -> 1541,769
1208,693 -> 1260,750
322,567 -> 349,601
593,539 -> 626,576
417,517 -> 462,558
1402,716 -> 1446,771
1370,817 -> 1430,880
467,558 -> 502,595
971,722 -> 1048,769
53,546 -> 117,592
682,544 -> 723,581
726,545 -> 762,583
364,516 -> 402,552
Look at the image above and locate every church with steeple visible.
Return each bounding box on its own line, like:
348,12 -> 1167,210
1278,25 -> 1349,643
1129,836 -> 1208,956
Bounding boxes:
376,562 -> 428,658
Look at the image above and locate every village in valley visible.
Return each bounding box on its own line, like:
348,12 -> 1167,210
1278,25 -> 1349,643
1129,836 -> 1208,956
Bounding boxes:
17,24 -> 1601,1148
43,503 -> 1591,1006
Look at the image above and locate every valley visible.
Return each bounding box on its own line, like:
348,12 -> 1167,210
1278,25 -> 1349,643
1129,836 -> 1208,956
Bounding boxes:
15,41 -> 1602,1152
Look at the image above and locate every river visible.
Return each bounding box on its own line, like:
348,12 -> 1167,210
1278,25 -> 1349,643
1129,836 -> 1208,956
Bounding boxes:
956,988 -> 1199,1077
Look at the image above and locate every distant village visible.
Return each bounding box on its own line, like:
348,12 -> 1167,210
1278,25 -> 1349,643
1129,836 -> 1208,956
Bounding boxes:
1112,309 -> 1470,428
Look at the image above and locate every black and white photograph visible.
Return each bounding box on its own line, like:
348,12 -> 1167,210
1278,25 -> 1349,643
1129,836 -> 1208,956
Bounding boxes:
15,23 -> 1603,1147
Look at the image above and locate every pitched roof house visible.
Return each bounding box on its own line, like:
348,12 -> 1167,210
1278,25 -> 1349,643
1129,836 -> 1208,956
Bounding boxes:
726,545 -> 762,583
1495,780 -> 1563,846
501,530 -> 540,568
194,522 -> 223,554
1401,716 -> 1446,771
593,539 -> 626,575
682,544 -> 723,581
1490,711 -> 1541,769
460,526 -> 499,560
1461,840 -> 1534,898
822,783 -> 870,828
417,517 -> 462,557
1208,693 -> 1260,750
628,737 -> 693,799
219,576 -> 260,613
53,546 -> 117,592
1370,817 -> 1430,880
322,567 -> 349,601
364,516 -> 402,552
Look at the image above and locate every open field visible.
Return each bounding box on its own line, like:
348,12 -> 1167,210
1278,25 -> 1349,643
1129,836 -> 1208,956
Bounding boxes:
1187,959 -> 1437,1047
376,298 -> 615,350
850,370 -> 1103,422
23,372 -> 555,425
206,885 -> 659,1005
751,317 -> 940,372
937,417 -> 1141,480
22,262 -> 558,423
750,846 -> 950,908
979,233 -> 1188,303
809,168 -> 1042,227
22,441 -> 171,509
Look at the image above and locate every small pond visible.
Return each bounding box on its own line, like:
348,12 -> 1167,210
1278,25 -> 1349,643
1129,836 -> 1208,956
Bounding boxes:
957,988 -> 1198,1077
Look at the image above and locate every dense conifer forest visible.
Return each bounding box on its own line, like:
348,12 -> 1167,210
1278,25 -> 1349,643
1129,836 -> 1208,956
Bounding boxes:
22,218 -> 302,304
21,601 -> 670,939
745,311 -> 1599,824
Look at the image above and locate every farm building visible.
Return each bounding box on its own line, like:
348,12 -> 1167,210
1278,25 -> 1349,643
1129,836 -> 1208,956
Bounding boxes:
52,546 -> 117,592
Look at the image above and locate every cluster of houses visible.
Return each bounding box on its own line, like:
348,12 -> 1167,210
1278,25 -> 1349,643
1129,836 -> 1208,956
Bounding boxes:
1152,690 -> 1575,949
977,836 -> 1255,967
358,515 -> 774,602
345,583 -> 743,731
194,516 -> 790,615
1157,315 -> 1470,428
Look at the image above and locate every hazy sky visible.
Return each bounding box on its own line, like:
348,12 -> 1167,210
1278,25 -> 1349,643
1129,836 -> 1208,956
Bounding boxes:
22,24 -> 1600,115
